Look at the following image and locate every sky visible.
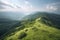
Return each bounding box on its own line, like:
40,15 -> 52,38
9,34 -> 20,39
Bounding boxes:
0,0 -> 60,14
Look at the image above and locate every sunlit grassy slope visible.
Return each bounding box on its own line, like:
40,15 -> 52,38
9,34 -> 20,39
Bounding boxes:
3,12 -> 60,40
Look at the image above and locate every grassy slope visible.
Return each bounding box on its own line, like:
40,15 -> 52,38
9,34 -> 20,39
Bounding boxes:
4,17 -> 60,40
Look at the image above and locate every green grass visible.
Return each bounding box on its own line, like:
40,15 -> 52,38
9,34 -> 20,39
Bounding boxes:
4,18 -> 60,40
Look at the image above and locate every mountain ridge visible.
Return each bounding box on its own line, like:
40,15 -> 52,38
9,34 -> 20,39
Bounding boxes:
1,12 -> 60,40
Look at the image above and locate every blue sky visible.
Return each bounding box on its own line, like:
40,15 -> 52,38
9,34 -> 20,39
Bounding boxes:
0,0 -> 60,14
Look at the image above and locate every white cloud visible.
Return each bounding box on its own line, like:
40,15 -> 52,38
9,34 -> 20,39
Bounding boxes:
45,2 -> 60,12
46,5 -> 58,11
0,0 -> 34,13
0,0 -> 18,8
25,1 -> 29,4
1,0 -> 59,14
0,0 -> 42,14
1,5 -> 12,9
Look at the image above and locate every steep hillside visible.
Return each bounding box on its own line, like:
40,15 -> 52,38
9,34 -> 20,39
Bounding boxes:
1,12 -> 60,40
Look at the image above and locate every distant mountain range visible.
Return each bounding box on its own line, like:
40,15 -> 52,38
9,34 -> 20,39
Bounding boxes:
0,12 -> 25,20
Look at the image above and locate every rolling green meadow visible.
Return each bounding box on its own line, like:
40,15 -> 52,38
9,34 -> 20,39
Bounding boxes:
0,12 -> 60,40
